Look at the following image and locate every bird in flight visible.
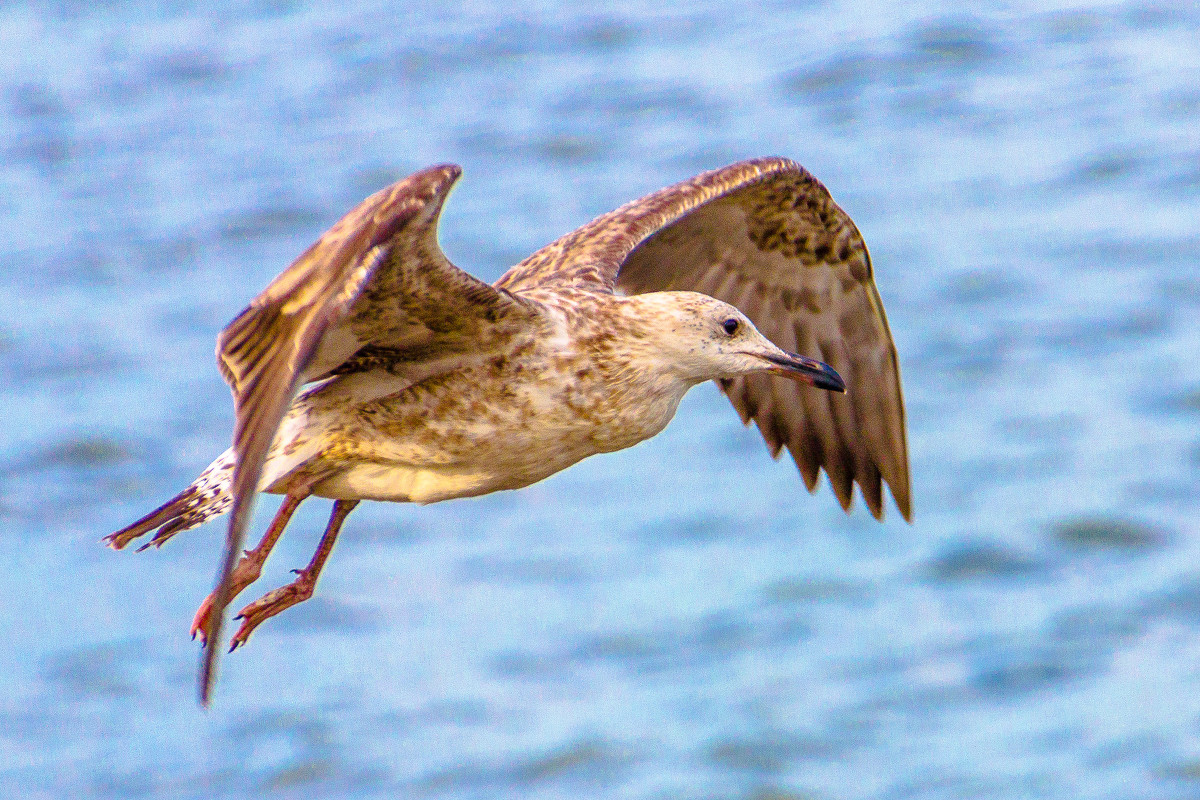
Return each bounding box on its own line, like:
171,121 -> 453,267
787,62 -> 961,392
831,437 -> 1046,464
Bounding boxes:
107,157 -> 911,704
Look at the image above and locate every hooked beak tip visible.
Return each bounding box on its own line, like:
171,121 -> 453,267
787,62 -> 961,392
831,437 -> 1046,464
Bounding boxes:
762,351 -> 846,393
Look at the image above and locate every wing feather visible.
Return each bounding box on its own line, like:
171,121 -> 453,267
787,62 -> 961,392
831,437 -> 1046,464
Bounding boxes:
200,164 -> 536,702
498,157 -> 910,520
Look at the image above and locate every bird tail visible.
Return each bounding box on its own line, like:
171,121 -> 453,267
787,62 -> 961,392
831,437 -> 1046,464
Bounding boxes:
105,449 -> 236,552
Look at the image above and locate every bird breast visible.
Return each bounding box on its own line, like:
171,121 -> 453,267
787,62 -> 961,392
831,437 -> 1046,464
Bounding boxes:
293,337 -> 690,503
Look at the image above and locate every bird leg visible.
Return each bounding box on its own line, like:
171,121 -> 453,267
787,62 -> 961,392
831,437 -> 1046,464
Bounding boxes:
228,499 -> 359,652
191,493 -> 306,645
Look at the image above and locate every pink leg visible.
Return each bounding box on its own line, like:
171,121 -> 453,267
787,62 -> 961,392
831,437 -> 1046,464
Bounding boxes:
228,499 -> 359,651
191,493 -> 306,645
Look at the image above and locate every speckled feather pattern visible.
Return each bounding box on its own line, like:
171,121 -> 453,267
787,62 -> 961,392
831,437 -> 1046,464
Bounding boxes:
108,157 -> 910,701
498,157 -> 908,519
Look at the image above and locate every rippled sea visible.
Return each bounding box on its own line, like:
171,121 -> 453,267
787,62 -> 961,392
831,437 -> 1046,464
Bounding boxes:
4,1 -> 1200,798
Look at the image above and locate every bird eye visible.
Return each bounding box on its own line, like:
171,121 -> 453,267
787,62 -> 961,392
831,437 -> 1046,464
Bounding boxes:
722,317 -> 740,336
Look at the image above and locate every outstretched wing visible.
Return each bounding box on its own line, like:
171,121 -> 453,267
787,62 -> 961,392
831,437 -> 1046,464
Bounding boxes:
496,157 -> 910,521
202,164 -> 535,702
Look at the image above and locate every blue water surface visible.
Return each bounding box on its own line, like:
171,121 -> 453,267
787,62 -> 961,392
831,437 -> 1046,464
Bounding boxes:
3,1 -> 1200,798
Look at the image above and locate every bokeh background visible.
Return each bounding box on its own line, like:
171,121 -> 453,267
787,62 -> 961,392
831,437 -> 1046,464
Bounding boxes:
4,1 -> 1200,798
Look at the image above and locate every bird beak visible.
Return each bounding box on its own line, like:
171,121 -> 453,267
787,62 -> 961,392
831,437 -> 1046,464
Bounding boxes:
759,351 -> 846,392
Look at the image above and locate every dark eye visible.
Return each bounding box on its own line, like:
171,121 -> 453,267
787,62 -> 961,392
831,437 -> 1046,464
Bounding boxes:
722,317 -> 740,336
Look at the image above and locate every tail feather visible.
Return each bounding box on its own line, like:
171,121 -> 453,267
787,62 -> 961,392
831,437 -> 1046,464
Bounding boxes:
105,450 -> 236,551
136,512 -> 202,552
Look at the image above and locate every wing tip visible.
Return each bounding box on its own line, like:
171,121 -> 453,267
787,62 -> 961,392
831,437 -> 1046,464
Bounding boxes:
837,484 -> 911,523
196,480 -> 260,706
199,653 -> 216,707
824,465 -> 914,524
893,485 -> 913,524
825,466 -> 855,516
885,455 -> 914,524
860,471 -> 912,523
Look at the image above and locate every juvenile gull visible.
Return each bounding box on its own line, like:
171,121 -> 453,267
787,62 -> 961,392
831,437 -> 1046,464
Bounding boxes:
107,157 -> 911,703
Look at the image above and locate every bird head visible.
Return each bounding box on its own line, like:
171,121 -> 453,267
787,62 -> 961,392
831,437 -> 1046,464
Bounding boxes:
624,292 -> 845,392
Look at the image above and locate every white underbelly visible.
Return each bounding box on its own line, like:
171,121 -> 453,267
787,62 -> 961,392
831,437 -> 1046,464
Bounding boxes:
313,462 -> 499,504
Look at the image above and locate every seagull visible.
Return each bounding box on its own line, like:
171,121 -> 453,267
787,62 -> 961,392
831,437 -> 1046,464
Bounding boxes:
106,156 -> 911,704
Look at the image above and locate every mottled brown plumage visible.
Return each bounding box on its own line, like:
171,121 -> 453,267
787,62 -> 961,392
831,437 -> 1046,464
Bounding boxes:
107,157 -> 910,704
498,157 -> 909,519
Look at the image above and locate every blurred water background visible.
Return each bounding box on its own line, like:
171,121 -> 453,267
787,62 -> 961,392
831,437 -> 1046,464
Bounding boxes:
3,1 -> 1200,798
